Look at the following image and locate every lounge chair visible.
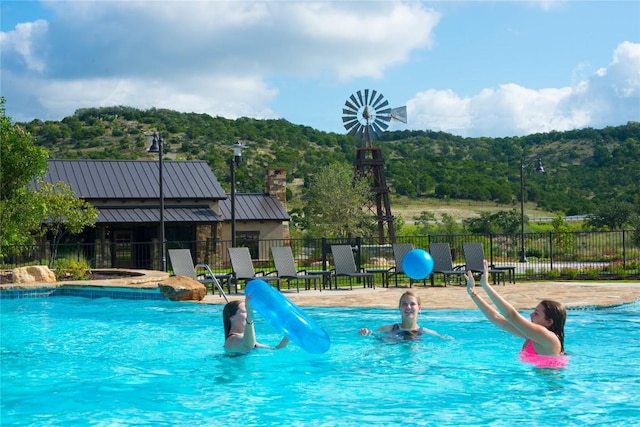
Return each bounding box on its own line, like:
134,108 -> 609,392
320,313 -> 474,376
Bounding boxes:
428,243 -> 466,287
462,242 -> 507,285
228,247 -> 281,290
167,248 -> 230,302
330,245 -> 374,290
270,246 -> 319,292
387,243 -> 426,287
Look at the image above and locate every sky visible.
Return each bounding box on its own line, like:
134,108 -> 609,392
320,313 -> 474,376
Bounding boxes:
1,1 -> 639,138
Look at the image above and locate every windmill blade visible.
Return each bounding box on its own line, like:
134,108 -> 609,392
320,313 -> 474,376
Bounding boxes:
390,106 -> 407,123
342,109 -> 357,119
371,121 -> 384,139
371,92 -> 385,108
347,123 -> 361,136
350,94 -> 361,108
344,100 -> 358,112
342,116 -> 358,125
364,89 -> 370,106
374,118 -> 389,130
377,107 -> 392,120
356,90 -> 365,107
344,118 -> 359,132
376,99 -> 389,110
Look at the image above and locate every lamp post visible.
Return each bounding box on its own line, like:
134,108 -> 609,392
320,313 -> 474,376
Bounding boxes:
229,143 -> 247,247
519,157 -> 545,262
148,132 -> 166,271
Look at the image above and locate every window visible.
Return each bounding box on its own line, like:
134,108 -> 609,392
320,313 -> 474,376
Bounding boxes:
236,231 -> 260,258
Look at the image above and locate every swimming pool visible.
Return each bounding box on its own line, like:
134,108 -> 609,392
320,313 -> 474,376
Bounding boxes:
2,297 -> 638,426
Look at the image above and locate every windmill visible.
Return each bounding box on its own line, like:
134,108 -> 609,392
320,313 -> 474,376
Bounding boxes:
342,89 -> 407,147
342,89 -> 407,244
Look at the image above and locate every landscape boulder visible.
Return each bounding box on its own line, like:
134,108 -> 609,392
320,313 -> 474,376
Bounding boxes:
12,265 -> 57,284
158,276 -> 206,301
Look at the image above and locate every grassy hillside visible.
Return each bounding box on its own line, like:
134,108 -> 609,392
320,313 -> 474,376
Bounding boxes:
17,106 -> 640,218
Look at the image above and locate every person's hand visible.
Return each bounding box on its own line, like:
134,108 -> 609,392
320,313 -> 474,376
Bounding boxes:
275,336 -> 289,349
481,259 -> 489,287
465,270 -> 476,297
358,327 -> 372,336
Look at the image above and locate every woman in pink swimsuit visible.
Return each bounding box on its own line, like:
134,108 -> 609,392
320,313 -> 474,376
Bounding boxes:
466,260 -> 567,367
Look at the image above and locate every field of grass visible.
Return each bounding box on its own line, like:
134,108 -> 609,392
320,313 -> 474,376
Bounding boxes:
389,196 -> 555,222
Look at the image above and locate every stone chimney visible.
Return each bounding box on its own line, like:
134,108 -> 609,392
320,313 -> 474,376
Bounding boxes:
264,167 -> 287,206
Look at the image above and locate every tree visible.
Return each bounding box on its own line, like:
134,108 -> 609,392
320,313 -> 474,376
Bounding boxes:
0,98 -> 49,249
584,202 -> 635,230
1,99 -> 98,263
551,214 -> 575,256
463,210 -> 519,235
436,213 -> 463,236
414,211 -> 437,235
0,98 -> 49,200
38,182 -> 98,266
303,163 -> 371,238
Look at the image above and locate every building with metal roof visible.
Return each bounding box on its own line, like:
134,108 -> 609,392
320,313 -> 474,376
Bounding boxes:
41,160 -> 289,270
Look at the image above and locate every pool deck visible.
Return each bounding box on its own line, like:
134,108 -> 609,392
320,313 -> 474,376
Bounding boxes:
5,270 -> 638,310
212,281 -> 640,310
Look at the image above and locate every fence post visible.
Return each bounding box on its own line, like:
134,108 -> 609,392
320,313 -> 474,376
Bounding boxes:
549,232 -> 553,271
321,237 -> 327,271
622,230 -> 626,268
489,234 -> 494,265
355,236 -> 362,270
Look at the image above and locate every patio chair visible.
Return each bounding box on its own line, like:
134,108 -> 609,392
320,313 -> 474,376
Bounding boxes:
228,247 -> 281,291
330,245 -> 374,290
388,243 -> 426,287
462,242 -> 507,286
167,249 -> 230,301
428,243 -> 466,287
270,246 -> 319,292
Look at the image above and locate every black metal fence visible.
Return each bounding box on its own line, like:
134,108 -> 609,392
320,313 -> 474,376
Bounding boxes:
2,230 -> 639,283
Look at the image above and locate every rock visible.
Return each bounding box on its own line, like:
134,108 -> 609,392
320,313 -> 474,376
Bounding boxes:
158,276 -> 207,301
12,265 -> 57,284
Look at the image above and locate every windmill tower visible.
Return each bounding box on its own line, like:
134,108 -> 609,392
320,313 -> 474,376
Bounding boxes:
342,89 -> 407,244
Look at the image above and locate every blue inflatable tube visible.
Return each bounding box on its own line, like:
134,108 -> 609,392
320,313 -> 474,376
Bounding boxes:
245,280 -> 330,354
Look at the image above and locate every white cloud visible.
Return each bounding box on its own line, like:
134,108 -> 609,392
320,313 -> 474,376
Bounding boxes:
408,41 -> 640,137
0,20 -> 48,73
1,1 -> 439,122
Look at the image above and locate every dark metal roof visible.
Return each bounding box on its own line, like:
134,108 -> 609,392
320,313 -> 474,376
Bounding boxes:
97,206 -> 221,223
219,194 -> 290,221
41,159 -> 226,200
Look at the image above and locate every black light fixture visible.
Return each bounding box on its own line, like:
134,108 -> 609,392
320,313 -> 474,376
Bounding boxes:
229,143 -> 247,247
147,132 -> 166,271
519,158 -> 545,262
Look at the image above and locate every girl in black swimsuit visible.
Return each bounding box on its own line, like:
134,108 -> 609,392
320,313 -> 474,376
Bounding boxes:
358,291 -> 452,341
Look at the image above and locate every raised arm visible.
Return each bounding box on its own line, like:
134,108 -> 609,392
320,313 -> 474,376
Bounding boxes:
466,268 -> 524,338
476,260 -> 560,352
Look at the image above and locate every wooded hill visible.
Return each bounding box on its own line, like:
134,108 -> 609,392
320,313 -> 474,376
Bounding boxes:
19,106 -> 640,216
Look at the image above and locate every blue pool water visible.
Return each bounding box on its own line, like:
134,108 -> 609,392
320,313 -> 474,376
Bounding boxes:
1,297 -> 639,426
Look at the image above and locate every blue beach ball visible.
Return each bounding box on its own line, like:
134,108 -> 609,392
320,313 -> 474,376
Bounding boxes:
402,249 -> 434,280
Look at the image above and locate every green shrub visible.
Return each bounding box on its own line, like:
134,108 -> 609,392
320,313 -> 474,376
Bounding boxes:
546,269 -> 561,279
586,268 -> 600,279
54,257 -> 91,280
560,267 -> 578,279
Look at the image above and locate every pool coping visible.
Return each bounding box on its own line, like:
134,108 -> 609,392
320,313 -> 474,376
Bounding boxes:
2,270 -> 640,309
0,269 -> 170,300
